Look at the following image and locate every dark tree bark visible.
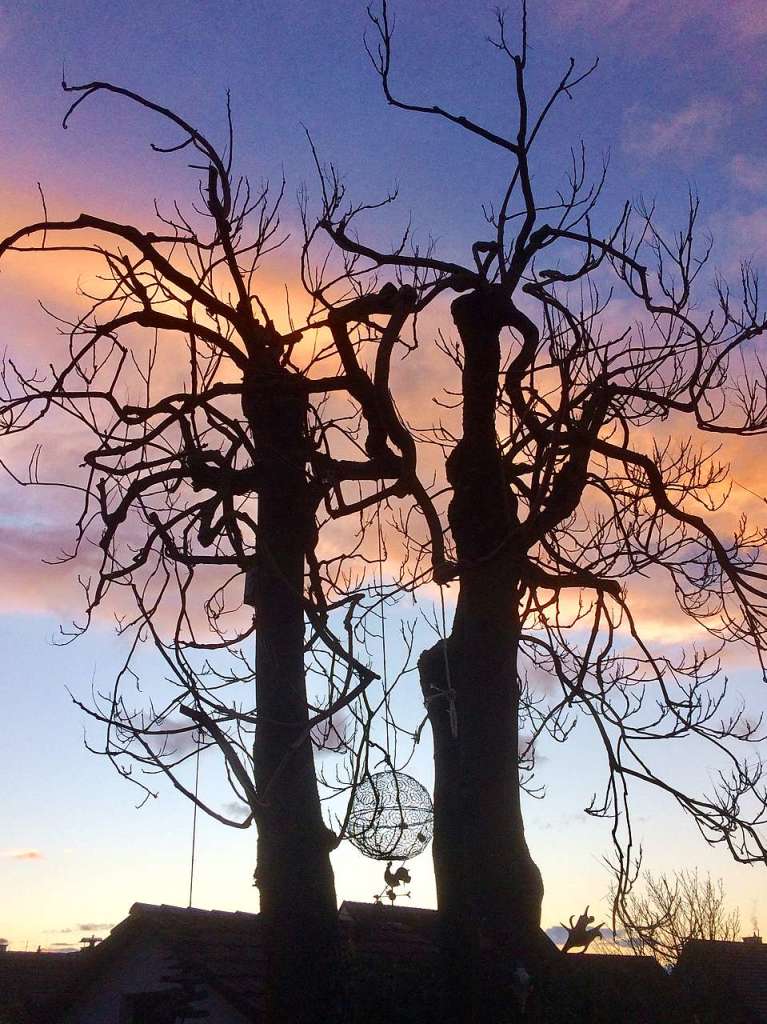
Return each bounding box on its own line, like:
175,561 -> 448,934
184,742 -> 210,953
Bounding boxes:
245,362 -> 341,1023
420,289 -> 554,1022
0,75 -> 364,1020
316,6 -> 767,1017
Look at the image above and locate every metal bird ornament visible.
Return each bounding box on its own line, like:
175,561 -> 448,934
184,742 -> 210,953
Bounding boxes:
384,861 -> 411,888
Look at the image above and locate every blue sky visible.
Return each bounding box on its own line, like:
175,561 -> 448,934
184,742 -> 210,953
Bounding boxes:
1,0 -> 767,950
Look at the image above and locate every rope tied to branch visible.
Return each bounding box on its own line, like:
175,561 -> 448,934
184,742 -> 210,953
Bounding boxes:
439,586 -> 458,739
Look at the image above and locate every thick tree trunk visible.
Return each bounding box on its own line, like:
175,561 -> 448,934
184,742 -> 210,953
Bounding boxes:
420,641 -> 470,1023
421,588 -> 548,1022
422,288 -> 554,1022
245,367 -> 340,1023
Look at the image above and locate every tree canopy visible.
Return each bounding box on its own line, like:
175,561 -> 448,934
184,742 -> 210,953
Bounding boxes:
2,4 -> 767,1021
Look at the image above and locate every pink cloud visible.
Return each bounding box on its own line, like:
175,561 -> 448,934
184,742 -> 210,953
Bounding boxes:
0,443 -> 103,618
623,98 -> 728,162
2,849 -> 43,860
731,155 -> 767,193
720,0 -> 767,41
551,0 -> 649,28
312,708 -> 351,754
710,206 -> 767,273
549,0 -> 767,49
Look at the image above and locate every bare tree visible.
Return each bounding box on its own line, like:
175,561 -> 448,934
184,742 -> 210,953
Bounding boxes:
305,2 -> 767,1017
613,869 -> 742,964
0,81 -> 422,1023
4,7 -> 767,1020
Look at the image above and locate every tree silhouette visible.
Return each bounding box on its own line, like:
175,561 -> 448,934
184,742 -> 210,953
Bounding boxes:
308,2 -> 767,1017
4,7 -> 767,1022
0,81 -> 424,1023
613,869 -> 742,965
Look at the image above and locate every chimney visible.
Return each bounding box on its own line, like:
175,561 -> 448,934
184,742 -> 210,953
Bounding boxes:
742,935 -> 762,945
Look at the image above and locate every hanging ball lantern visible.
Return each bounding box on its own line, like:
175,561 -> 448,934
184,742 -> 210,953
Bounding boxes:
346,770 -> 433,861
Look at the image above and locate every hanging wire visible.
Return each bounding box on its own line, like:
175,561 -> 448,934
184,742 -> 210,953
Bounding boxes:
439,586 -> 458,739
733,478 -> 767,504
187,729 -> 202,908
376,498 -> 393,758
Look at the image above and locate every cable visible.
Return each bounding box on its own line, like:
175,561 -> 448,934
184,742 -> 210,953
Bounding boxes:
376,500 -> 393,757
439,586 -> 458,739
187,730 -> 201,908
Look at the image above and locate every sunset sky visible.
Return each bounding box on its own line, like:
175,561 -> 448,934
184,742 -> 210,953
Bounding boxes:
2,0 -> 767,952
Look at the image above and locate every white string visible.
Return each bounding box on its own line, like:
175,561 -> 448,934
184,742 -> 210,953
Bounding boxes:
439,586 -> 458,739
376,501 -> 392,756
188,731 -> 201,908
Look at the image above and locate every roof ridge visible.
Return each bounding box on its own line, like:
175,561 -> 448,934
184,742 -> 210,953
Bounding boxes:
128,902 -> 260,921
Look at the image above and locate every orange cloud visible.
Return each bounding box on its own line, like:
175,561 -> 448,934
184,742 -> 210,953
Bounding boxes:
0,171 -> 764,690
2,849 -> 43,861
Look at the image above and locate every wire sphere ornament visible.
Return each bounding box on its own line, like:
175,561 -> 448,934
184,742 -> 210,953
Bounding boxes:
346,770 -> 433,861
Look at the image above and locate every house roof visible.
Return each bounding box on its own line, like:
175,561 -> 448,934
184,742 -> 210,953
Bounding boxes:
675,938 -> 767,1020
0,950 -> 81,1023
339,899 -> 440,958
559,950 -> 667,987
340,900 -> 568,962
536,951 -> 668,1024
8,900 -> 675,1023
107,902 -> 265,1018
21,902 -> 264,1022
50,901 -> 437,1019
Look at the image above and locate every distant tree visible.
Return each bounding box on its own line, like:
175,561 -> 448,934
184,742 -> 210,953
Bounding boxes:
0,81 -> 423,1024
308,2 -> 767,1018
613,869 -> 742,964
